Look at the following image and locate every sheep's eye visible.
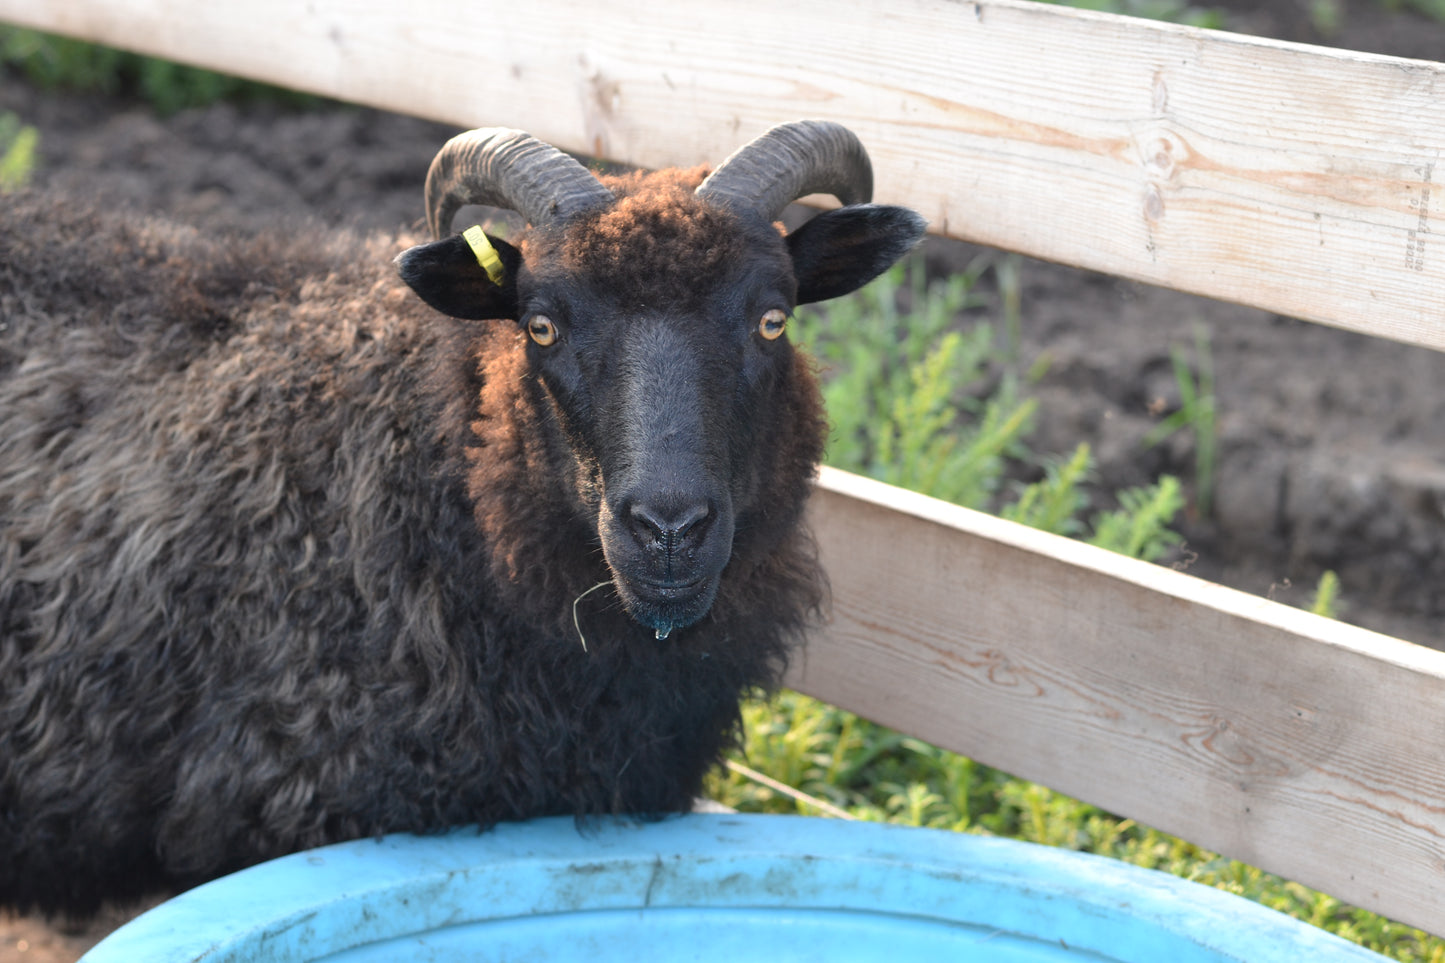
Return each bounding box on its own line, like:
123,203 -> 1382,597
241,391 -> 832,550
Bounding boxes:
758,309 -> 788,341
527,315 -> 558,347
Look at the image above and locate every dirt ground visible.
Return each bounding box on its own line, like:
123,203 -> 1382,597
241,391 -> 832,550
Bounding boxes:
3,1 -> 1444,958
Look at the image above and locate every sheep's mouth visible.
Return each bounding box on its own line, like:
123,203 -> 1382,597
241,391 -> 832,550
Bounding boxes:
636,576 -> 707,599
614,573 -> 720,637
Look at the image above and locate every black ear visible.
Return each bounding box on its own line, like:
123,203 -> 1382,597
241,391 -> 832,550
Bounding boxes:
787,205 -> 928,305
394,233 -> 523,321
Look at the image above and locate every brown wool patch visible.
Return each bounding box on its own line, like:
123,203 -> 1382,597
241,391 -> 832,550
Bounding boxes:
556,170 -> 753,309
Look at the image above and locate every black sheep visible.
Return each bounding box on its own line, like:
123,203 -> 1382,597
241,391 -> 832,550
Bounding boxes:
0,120 -> 925,917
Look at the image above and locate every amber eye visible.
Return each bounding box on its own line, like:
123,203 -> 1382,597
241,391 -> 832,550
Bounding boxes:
758,309 -> 788,341
527,315 -> 558,347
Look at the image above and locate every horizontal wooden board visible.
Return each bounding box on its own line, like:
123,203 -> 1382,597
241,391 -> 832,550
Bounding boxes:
4,0 -> 1445,349
793,467 -> 1445,936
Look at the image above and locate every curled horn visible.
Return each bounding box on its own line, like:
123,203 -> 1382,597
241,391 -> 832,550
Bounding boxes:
695,119 -> 874,222
424,128 -> 615,239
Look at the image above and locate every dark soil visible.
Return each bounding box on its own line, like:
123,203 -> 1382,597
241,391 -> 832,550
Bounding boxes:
2,2 -> 1443,959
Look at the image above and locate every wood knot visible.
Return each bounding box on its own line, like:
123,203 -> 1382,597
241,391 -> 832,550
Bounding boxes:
1143,184 -> 1165,221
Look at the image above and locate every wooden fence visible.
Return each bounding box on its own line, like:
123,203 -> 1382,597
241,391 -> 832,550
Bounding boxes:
4,0 -> 1444,938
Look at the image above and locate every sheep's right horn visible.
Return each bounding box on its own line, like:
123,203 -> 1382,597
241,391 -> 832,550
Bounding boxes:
425,128 -> 615,239
696,120 -> 874,223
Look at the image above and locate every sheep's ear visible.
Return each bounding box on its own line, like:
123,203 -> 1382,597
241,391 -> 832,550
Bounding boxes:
395,233 -> 522,321
786,205 -> 928,305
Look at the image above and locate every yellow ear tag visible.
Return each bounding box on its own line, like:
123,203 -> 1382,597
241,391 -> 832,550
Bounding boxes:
462,225 -> 506,286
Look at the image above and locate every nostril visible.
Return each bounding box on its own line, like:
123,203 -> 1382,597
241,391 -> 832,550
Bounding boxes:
628,499 -> 711,548
671,502 -> 711,541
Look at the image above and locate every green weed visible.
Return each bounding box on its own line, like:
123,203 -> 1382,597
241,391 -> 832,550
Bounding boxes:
795,260 -> 1043,510
1087,474 -> 1186,562
1000,442 -> 1092,536
0,111 -> 38,192
796,259 -> 1186,552
1310,0 -> 1345,35
1310,569 -> 1343,619
1143,322 -> 1217,517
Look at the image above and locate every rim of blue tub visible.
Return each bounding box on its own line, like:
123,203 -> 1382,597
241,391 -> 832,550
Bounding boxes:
80,812 -> 1385,962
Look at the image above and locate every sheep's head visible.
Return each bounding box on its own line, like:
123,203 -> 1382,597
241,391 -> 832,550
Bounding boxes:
397,121 -> 925,639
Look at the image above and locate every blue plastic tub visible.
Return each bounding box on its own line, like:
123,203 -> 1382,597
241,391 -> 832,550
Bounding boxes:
81,813 -> 1384,962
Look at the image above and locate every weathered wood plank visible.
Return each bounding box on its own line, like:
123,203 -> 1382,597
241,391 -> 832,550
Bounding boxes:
792,467 -> 1445,936
3,0 -> 1444,349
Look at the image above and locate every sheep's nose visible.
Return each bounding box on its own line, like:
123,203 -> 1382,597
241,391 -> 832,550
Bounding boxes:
628,498 -> 712,560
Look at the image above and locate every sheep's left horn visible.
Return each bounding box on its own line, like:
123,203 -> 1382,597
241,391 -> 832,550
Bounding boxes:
425,128 -> 615,238
695,119 -> 874,223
